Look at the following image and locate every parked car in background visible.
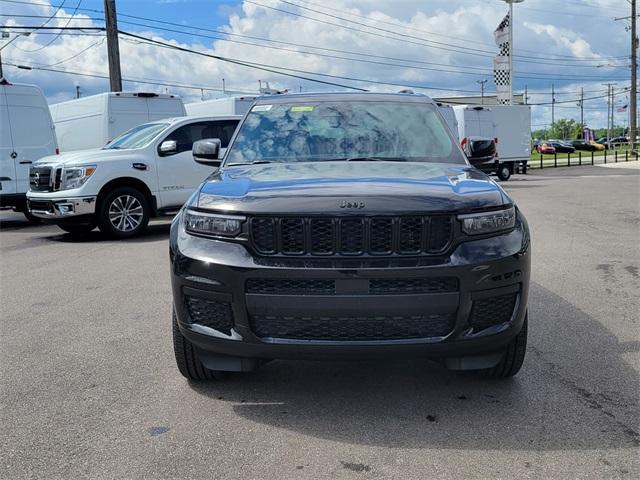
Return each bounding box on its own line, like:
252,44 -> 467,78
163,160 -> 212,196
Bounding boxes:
49,92 -> 186,152
547,140 -> 575,153
0,81 -> 58,222
609,136 -> 628,147
572,139 -> 598,152
536,142 -> 556,154
27,115 -> 241,238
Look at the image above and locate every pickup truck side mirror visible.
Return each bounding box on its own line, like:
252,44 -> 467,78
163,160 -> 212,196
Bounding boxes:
159,140 -> 178,156
193,138 -> 222,168
465,137 -> 497,165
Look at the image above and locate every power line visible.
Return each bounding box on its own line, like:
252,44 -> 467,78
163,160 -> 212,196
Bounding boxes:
13,0 -> 83,53
245,0 -> 626,66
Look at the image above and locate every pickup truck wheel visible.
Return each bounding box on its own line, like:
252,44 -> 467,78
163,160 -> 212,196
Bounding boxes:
23,211 -> 42,224
496,164 -> 512,181
172,309 -> 222,381
98,187 -> 149,239
58,224 -> 95,236
478,314 -> 527,378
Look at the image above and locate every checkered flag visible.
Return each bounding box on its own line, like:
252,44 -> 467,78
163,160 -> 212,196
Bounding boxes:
494,12 -> 510,105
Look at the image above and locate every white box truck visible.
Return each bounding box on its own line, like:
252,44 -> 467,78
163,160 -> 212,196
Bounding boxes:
49,92 -> 186,152
453,105 -> 531,181
185,96 -> 257,117
1,80 -> 58,221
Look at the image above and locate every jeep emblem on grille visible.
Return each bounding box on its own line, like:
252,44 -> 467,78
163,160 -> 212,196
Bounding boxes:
340,200 -> 365,209
33,172 -> 40,185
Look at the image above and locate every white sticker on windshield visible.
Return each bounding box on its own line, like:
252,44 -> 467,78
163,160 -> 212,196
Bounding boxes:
252,104 -> 272,112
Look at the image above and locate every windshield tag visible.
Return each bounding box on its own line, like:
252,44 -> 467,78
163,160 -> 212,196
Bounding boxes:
290,106 -> 314,112
252,105 -> 272,112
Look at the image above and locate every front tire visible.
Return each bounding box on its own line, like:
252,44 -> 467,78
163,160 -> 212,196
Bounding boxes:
496,163 -> 512,181
172,309 -> 222,381
478,314 -> 527,378
23,211 -> 42,224
98,187 -> 149,239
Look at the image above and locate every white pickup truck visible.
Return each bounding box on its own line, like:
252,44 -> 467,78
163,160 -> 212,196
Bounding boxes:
27,115 -> 240,238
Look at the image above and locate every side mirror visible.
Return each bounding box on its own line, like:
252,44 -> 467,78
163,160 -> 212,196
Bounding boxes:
193,138 -> 222,167
159,140 -> 177,155
466,138 -> 496,164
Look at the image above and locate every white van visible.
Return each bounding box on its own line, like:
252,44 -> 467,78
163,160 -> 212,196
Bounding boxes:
49,92 -> 186,152
435,103 -> 459,139
185,96 -> 257,117
0,81 -> 58,220
453,105 -> 531,181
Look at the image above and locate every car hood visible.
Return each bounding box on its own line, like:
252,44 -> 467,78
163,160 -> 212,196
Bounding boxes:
196,161 -> 511,214
34,148 -> 141,167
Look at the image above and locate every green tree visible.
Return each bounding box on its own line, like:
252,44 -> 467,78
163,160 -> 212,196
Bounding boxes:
549,119 -> 584,140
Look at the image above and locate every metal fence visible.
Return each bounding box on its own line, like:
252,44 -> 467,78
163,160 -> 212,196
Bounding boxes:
530,149 -> 639,170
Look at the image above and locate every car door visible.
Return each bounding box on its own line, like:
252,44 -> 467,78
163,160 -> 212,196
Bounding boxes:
155,119 -> 239,208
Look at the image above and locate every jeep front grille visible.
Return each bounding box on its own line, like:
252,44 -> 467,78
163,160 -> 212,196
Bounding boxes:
250,313 -> 455,341
249,215 -> 453,256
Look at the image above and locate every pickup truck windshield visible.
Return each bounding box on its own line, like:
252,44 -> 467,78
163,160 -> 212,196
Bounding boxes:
104,123 -> 169,150
225,101 -> 464,165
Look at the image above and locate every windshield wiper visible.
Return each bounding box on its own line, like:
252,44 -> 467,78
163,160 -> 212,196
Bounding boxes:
226,160 -> 275,166
344,156 -> 407,162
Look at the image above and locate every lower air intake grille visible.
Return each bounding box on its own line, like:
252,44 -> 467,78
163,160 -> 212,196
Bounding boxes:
185,296 -> 234,334
250,313 -> 455,341
469,293 -> 517,329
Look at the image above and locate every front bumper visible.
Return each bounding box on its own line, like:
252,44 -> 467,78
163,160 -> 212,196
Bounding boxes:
27,194 -> 97,221
170,213 -> 531,370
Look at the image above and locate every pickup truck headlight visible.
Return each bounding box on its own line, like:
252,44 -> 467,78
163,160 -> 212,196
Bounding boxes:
458,206 -> 516,235
61,165 -> 97,190
184,209 -> 245,237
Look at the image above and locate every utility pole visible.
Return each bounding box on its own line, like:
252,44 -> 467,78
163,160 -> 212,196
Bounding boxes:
104,0 -> 122,92
631,0 -> 637,151
579,87 -> 584,127
524,84 -> 528,104
551,83 -> 555,132
75,84 -> 80,99
603,83 -> 616,147
476,79 -> 488,105
615,1 -> 637,151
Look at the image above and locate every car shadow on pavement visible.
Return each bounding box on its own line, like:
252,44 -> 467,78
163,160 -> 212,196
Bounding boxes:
189,281 -> 639,451
45,222 -> 172,243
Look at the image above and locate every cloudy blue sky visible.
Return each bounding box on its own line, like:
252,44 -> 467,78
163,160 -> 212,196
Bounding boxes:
0,0 -> 632,129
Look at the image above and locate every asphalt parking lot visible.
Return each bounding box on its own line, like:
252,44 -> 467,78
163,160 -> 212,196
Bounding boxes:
1,164 -> 639,479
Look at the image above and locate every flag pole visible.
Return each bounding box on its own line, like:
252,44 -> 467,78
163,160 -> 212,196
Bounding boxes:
504,0 -> 524,105
508,0 -> 513,105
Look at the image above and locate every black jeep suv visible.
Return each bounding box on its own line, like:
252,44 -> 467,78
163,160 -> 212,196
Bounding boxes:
170,93 -> 530,380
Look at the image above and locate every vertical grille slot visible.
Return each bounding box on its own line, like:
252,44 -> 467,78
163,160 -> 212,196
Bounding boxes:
340,218 -> 364,254
369,217 -> 393,254
428,216 -> 452,252
250,218 -> 276,253
399,216 -> 423,253
280,218 -> 305,254
310,218 -> 335,254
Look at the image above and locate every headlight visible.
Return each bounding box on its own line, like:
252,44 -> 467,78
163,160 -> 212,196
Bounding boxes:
61,165 -> 97,190
184,209 -> 245,237
458,206 -> 516,235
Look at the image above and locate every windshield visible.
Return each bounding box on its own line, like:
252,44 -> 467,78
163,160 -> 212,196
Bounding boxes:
225,101 -> 464,165
104,123 -> 169,150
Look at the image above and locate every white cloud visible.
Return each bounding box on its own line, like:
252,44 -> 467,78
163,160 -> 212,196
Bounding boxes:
0,0 -> 630,128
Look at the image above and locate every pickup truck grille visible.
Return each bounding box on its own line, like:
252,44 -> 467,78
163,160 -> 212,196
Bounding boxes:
29,166 -> 53,192
249,215 -> 453,256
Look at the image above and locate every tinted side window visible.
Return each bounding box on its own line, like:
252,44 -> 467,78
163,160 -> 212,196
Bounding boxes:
164,124 -> 196,153
199,120 -> 239,148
